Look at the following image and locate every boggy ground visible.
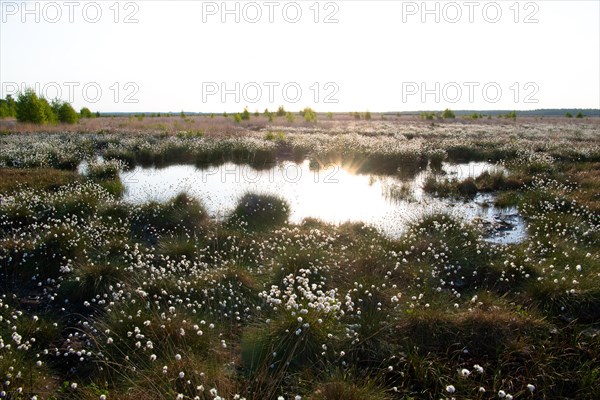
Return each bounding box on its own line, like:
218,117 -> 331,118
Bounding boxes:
0,116 -> 599,399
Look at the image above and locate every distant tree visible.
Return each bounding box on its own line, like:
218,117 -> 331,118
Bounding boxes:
40,98 -> 58,124
254,109 -> 259,117
576,112 -> 584,118
6,95 -> 16,115
285,112 -> 295,122
263,108 -> 270,116
0,101 -> 8,118
0,95 -> 17,118
565,112 -> 573,118
303,107 -> 317,122
51,99 -> 62,117
95,111 -> 101,118
364,110 -> 372,120
180,110 -> 185,118
223,111 -> 228,118
16,88 -> 47,123
354,112 -> 361,120
441,108 -> 455,119
277,106 -> 286,117
241,107 -> 251,120
58,102 -> 79,124
80,107 -> 94,118
233,113 -> 242,123
327,112 -> 333,119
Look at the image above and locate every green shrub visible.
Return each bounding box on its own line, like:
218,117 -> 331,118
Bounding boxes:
16,88 -> 48,124
241,107 -> 251,120
441,108 -> 455,119
303,107 -> 317,122
58,102 -> 79,124
0,94 -> 17,118
41,98 -> 58,123
80,107 -> 95,118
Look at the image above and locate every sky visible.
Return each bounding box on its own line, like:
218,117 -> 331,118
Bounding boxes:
1,0 -> 599,113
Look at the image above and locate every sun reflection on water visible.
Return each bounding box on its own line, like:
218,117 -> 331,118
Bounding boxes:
120,160 -> 525,243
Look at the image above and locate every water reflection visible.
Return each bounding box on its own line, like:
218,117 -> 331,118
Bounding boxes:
119,160 -> 526,244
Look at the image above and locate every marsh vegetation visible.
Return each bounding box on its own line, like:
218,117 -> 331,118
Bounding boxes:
0,116 -> 599,399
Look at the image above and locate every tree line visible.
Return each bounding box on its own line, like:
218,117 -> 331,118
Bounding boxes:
0,88 -> 98,124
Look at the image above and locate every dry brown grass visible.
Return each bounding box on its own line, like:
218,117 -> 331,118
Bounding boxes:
0,168 -> 81,193
5,114 -> 598,137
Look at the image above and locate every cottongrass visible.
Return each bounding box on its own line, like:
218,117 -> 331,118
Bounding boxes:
0,120 -> 599,398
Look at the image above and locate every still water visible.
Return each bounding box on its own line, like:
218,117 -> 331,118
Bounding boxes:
115,160 -> 526,244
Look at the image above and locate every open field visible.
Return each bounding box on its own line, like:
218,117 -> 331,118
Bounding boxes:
1,117 -> 599,399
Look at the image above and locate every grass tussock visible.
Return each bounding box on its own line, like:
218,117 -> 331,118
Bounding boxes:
0,168 -> 81,193
228,192 -> 290,232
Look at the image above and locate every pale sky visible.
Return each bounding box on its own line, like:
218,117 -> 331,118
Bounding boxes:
1,0 -> 599,112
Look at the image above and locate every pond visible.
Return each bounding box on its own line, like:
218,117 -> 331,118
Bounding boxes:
112,160 -> 527,244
